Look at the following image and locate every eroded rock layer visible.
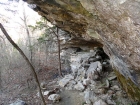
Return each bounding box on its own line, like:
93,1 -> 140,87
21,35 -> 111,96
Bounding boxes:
25,0 -> 140,101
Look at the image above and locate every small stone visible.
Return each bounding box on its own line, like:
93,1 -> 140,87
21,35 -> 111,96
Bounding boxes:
36,91 -> 44,97
44,91 -> 50,96
106,99 -> 116,105
65,83 -> 74,90
96,55 -> 102,59
97,88 -> 106,94
90,49 -> 94,52
101,94 -> 109,100
123,93 -> 127,98
116,91 -> 122,97
94,99 -> 107,105
69,80 -> 77,85
82,64 -> 90,67
65,87 -> 73,90
66,83 -> 75,90
9,99 -> 27,105
83,79 -> 91,86
97,61 -> 102,70
87,62 -> 98,73
64,74 -> 74,79
93,74 -> 99,80
96,68 -> 101,73
48,94 -> 61,102
83,104 -> 90,105
90,80 -> 96,85
90,85 -> 96,91
88,58 -> 99,62
108,76 -> 117,80
106,79 -> 110,88
107,90 -> 115,95
102,62 -> 107,65
84,89 -> 97,104
40,82 -> 47,90
111,85 -> 120,91
74,82 -> 85,91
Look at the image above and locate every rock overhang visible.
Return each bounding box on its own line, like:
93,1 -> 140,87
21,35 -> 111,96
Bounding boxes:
25,0 -> 140,101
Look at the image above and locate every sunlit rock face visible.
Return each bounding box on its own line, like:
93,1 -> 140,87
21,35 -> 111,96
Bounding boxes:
26,0 -> 140,101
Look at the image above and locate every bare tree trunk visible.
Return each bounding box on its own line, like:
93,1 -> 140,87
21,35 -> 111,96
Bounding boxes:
25,22 -> 33,62
56,28 -> 63,77
0,23 -> 46,105
45,41 -> 48,64
49,27 -> 63,77
21,5 -> 33,63
0,67 -> 1,89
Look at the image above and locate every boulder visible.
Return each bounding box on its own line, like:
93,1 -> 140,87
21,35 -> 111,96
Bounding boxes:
59,78 -> 71,87
87,62 -> 98,72
70,52 -> 96,76
70,62 -> 81,75
75,67 -> 86,81
86,61 -> 103,80
87,61 -> 102,73
59,74 -> 74,87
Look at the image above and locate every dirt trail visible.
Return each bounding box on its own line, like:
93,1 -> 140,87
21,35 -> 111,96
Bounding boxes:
54,90 -> 84,105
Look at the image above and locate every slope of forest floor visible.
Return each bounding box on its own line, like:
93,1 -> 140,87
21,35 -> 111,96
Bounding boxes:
0,65 -> 135,105
0,50 -> 136,105
0,64 -> 59,105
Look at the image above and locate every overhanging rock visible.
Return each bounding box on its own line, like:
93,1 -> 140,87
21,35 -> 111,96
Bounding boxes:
25,0 -> 140,101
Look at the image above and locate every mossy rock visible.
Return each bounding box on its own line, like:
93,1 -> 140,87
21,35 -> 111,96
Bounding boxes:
114,69 -> 140,102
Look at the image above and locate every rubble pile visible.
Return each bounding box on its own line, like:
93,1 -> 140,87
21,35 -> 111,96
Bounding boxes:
57,47 -> 131,105
35,47 -> 132,105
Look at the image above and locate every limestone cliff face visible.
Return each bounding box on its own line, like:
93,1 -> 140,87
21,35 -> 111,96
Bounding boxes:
26,0 -> 140,101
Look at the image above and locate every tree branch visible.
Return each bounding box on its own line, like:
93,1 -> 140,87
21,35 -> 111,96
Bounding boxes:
0,23 -> 46,105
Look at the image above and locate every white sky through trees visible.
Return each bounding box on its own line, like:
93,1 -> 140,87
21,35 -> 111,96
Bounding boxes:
0,0 -> 41,41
